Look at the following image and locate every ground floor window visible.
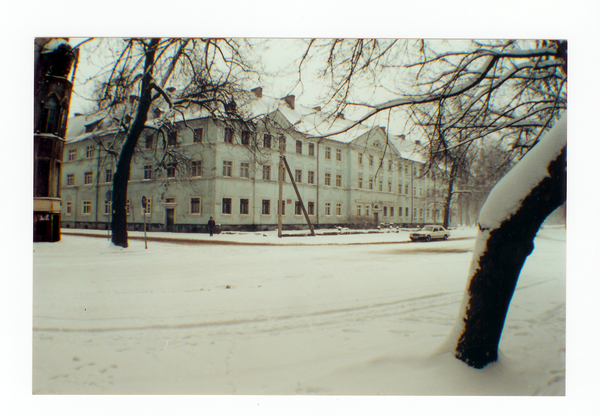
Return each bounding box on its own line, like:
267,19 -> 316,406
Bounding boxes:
383,206 -> 388,216
356,205 -> 362,216
65,201 -> 72,215
190,197 -> 201,215
336,203 -> 342,216
104,200 -> 111,215
222,197 -> 232,214
143,198 -> 152,215
365,205 -> 370,216
262,199 -> 271,215
405,207 -> 409,217
240,198 -> 249,215
82,200 -> 92,215
325,202 -> 331,216
399,206 -> 403,216
390,207 -> 394,217
278,200 -> 286,215
295,201 -> 302,215
308,201 -> 315,215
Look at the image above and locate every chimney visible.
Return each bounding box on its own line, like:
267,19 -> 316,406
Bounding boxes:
251,87 -> 263,98
283,95 -> 295,110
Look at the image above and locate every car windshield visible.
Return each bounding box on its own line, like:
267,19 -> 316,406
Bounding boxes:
420,225 -> 435,231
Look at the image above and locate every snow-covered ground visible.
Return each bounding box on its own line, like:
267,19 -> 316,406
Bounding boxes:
32,226 -> 566,398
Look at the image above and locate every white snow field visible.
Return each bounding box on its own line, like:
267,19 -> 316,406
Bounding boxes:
32,226 -> 566,397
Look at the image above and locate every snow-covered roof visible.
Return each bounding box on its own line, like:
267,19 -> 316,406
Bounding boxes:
66,90 -> 425,161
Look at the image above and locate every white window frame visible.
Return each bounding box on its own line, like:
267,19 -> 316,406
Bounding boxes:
190,197 -> 202,215
324,173 -> 331,186
82,200 -> 92,215
144,165 -> 153,180
356,204 -> 362,216
263,165 -> 271,181
295,169 -> 302,183
84,171 -> 93,185
65,201 -> 72,216
104,200 -> 111,215
324,202 -> 331,216
308,170 -> 315,184
222,197 -> 232,215
68,149 -> 76,161
336,148 -> 342,161
223,160 -> 232,177
240,198 -> 250,215
325,146 -> 331,159
66,173 -> 75,186
240,162 -> 250,178
191,160 -> 202,177
335,203 -> 342,216
143,198 -> 152,216
336,174 -> 342,187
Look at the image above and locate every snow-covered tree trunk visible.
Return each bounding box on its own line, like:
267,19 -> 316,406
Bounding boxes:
448,113 -> 567,369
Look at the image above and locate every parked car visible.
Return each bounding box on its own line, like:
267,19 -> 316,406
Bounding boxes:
409,225 -> 450,242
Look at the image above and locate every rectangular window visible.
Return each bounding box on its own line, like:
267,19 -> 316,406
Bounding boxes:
68,149 -> 76,161
388,160 -> 393,171
399,207 -> 403,216
324,173 -> 331,186
279,167 -> 286,182
86,146 -> 94,158
223,160 -> 232,177
356,205 -> 362,216
295,201 -> 302,215
84,171 -> 93,185
384,206 -> 388,216
144,165 -> 153,180
308,201 -> 315,215
419,209 -> 423,218
325,146 -> 331,159
145,134 -> 154,149
413,208 -> 417,218
240,198 -> 249,215
82,200 -> 92,214
105,169 -> 113,183
308,170 -> 315,184
358,175 -> 363,189
390,207 -> 394,217
388,181 -> 392,192
263,165 -> 271,180
336,148 -> 342,161
143,198 -> 152,215
65,201 -> 72,215
369,155 -> 374,166
190,197 -> 201,215
369,178 -> 373,190
224,127 -> 233,144
405,184 -> 409,195
399,184 -> 403,194
296,140 -> 302,154
166,164 -> 176,178
336,203 -> 342,216
104,200 -> 111,215
325,202 -> 331,216
191,161 -> 202,177
336,174 -> 342,187
279,135 -> 286,152
295,169 -> 302,183
358,153 -> 363,164
222,197 -> 232,214
126,200 -> 130,215
194,128 -> 203,143
365,205 -> 370,216
262,199 -> 271,215
379,180 -> 383,191
66,173 -> 75,186
278,200 -> 286,215
241,131 -> 250,145
168,130 -> 177,146
308,143 -> 315,156
263,134 -> 271,148
406,207 -> 409,217
240,162 -> 250,178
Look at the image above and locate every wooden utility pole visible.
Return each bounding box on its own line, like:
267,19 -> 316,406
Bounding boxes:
282,156 -> 315,236
277,154 -> 283,238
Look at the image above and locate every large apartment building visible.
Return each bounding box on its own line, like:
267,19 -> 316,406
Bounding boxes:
61,89 -> 444,232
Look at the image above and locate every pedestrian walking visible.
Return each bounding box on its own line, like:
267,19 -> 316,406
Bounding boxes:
207,217 -> 216,236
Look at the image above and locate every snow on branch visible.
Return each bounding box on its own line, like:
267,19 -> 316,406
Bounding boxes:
478,112 -> 567,230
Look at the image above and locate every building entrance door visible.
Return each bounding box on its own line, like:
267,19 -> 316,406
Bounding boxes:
166,208 -> 174,232
374,212 -> 379,224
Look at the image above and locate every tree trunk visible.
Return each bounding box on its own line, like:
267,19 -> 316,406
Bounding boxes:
442,161 -> 457,229
111,38 -> 160,248
455,144 -> 566,368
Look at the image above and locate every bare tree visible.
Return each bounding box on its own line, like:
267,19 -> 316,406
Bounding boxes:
296,38 -> 567,368
77,38 -> 256,247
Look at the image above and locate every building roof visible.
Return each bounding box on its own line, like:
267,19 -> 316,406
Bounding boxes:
66,90 -> 427,163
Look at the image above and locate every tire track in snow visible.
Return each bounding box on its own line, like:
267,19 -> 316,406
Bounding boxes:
33,291 -> 463,335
